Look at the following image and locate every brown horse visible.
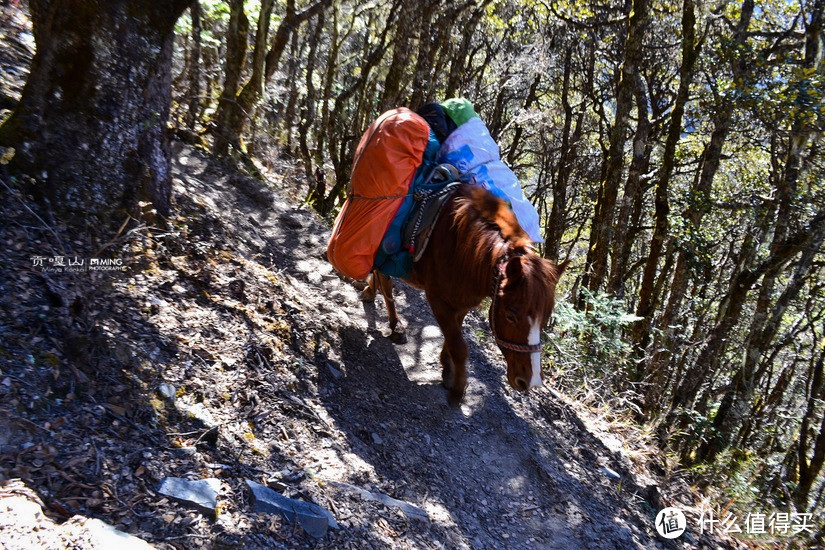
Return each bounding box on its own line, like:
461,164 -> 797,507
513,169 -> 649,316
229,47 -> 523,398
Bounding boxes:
362,183 -> 567,405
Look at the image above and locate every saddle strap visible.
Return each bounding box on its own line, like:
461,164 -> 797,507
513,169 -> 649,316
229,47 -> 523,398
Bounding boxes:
403,179 -> 461,262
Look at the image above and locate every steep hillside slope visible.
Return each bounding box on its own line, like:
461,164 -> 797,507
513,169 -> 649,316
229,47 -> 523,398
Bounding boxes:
0,140 -> 736,549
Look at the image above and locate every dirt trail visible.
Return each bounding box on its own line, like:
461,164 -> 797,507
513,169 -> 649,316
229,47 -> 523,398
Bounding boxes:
169,144 -> 696,550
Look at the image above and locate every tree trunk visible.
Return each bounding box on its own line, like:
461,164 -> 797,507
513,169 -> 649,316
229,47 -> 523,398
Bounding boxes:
705,223 -> 825,462
0,0 -> 191,226
232,0 -> 277,157
668,209 -> 825,456
380,0 -> 417,111
321,1 -> 400,214
632,0 -> 701,365
504,74 -> 540,166
796,347 -> 825,510
408,0 -> 438,109
212,0 -> 248,156
581,0 -> 649,295
700,0 -> 823,462
487,72 -> 510,141
607,73 -> 651,296
444,1 -> 489,98
282,29 -> 301,154
425,3 -> 466,102
198,15 -> 220,114
315,2 -> 339,170
298,12 -> 324,191
668,222 -> 765,425
544,45 -> 577,262
641,0 -> 754,416
215,0 -> 332,156
186,0 -> 202,130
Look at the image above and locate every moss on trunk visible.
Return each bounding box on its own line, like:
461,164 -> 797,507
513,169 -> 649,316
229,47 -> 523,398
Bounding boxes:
0,0 -> 190,229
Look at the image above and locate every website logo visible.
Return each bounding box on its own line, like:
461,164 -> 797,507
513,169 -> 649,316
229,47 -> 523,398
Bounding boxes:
656,507 -> 687,539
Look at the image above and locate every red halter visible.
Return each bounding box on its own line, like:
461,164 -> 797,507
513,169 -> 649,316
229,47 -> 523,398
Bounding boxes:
489,253 -> 543,354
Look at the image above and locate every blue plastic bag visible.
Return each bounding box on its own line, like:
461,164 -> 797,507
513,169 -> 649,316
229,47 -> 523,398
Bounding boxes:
436,117 -> 544,243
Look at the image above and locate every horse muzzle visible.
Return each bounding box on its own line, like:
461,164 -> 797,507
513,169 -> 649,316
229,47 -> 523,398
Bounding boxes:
509,369 -> 543,392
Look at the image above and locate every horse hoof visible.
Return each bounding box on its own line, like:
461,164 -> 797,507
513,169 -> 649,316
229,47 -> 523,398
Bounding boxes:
390,320 -> 405,333
388,326 -> 407,344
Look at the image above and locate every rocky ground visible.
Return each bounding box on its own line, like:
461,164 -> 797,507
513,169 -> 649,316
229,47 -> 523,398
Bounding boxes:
0,4 -> 752,549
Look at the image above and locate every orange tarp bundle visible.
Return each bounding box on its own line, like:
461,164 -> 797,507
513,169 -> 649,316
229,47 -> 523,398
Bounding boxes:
327,108 -> 431,280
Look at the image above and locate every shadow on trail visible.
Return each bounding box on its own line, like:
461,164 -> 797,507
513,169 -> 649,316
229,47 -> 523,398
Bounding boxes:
316,286 -> 651,549
170,143 -> 328,280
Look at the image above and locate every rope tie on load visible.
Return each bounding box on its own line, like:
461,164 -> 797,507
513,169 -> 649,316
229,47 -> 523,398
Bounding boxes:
407,183 -> 460,254
402,164 -> 462,262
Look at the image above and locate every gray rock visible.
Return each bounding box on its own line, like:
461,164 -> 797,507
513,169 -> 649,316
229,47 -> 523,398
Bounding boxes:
371,433 -> 383,445
158,383 -> 176,402
176,446 -> 198,456
246,480 -> 337,538
600,466 -> 621,480
0,483 -> 156,550
177,402 -> 219,429
79,518 -> 156,550
156,477 -> 221,514
327,363 -> 343,379
330,480 -> 429,523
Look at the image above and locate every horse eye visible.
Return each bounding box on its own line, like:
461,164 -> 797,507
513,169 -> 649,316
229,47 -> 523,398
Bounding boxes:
505,312 -> 517,324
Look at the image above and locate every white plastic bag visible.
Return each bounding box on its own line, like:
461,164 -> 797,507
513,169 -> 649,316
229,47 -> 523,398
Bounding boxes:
437,117 -> 544,243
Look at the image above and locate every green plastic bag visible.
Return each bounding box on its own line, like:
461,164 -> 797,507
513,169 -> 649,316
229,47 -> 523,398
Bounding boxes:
441,98 -> 478,127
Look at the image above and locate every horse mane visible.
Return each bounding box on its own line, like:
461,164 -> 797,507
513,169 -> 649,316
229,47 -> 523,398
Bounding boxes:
516,254 -> 564,321
451,184 -> 563,317
451,184 -> 533,286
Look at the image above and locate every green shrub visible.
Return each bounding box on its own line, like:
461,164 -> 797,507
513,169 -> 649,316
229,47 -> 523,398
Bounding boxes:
547,289 -> 641,401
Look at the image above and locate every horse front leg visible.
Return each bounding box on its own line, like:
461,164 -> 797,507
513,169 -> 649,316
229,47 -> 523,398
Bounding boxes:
429,296 -> 469,405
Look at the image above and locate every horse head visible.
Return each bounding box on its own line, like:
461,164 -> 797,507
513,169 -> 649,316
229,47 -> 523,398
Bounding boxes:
491,253 -> 567,392
455,185 -> 568,394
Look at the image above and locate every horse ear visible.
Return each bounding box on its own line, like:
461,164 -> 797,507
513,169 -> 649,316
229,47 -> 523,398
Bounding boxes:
505,255 -> 523,285
541,257 -> 569,285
